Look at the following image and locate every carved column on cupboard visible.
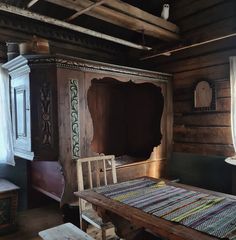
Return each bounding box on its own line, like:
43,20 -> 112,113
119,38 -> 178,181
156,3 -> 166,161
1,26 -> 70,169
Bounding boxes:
3,55 -> 172,206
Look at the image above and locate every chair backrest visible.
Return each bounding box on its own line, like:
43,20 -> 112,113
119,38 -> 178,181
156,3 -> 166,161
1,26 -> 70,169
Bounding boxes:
76,155 -> 117,193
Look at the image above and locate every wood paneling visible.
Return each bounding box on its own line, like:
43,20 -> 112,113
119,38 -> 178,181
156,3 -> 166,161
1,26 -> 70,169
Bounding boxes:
173,143 -> 234,157
172,0 -> 226,20
174,126 -> 232,144
174,112 -> 230,127
30,161 -> 64,201
173,65 -> 229,88
154,0 -> 236,157
158,48 -> 236,73
177,1 -> 236,32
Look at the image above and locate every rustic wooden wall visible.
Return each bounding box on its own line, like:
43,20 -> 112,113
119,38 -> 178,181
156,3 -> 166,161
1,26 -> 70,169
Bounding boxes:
148,0 -> 236,157
132,0 -> 236,193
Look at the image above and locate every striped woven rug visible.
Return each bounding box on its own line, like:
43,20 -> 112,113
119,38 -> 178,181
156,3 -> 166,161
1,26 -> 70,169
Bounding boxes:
95,178 -> 236,240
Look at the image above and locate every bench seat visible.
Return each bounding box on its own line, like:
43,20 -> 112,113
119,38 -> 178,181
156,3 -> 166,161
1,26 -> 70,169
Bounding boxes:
39,223 -> 94,240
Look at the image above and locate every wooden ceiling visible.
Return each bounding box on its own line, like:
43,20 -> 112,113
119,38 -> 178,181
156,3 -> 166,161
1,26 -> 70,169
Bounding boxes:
0,0 -> 180,51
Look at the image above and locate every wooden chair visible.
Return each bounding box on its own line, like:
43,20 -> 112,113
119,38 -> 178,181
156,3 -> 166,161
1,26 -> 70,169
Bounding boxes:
76,155 -> 117,240
39,223 -> 95,240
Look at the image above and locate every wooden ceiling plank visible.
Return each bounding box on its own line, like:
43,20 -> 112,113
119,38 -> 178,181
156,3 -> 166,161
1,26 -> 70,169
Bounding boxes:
45,0 -> 84,12
105,0 -> 179,33
66,0 -> 108,22
46,0 -> 180,41
27,0 -> 40,8
0,3 -> 151,50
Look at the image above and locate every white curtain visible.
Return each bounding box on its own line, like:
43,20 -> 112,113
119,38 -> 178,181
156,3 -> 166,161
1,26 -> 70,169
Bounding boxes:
230,57 -> 236,153
0,65 -> 15,165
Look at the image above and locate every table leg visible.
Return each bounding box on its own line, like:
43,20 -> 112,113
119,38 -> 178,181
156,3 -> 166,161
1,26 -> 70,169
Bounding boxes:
97,207 -> 159,240
232,168 -> 236,195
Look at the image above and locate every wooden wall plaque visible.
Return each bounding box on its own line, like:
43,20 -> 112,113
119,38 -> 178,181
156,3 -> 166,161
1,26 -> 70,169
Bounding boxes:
193,80 -> 216,111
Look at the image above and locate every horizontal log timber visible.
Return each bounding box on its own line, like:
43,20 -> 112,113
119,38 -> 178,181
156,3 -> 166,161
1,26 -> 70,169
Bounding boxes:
217,97 -> 231,112
174,80 -> 229,101
172,0 -> 227,21
66,0 -> 108,21
104,0 -> 179,33
173,97 -> 230,113
217,80 -> 230,89
159,0 -> 235,158
173,101 -> 196,113
142,12 -> 236,60
177,1 -> 236,33
184,17 -> 236,43
46,0 -> 180,41
173,88 -> 192,101
156,47 -> 236,73
148,32 -> 236,66
174,112 -> 230,127
217,87 -> 230,98
0,2 -> 151,50
173,142 -> 234,156
173,65 -> 229,87
174,126 -> 232,144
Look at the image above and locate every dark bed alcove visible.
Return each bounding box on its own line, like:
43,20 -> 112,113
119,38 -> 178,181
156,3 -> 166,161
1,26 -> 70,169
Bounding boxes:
87,77 -> 164,165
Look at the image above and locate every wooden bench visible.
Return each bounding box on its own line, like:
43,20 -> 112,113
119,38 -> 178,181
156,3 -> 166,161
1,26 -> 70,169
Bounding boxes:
39,223 -> 95,240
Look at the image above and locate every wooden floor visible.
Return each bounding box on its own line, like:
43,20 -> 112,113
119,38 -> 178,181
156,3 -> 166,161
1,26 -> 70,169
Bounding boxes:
1,204 -> 117,240
1,204 -> 63,240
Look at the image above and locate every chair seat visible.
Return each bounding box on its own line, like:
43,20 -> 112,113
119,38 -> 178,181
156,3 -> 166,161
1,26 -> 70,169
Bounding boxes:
82,209 -> 113,230
39,223 -> 94,240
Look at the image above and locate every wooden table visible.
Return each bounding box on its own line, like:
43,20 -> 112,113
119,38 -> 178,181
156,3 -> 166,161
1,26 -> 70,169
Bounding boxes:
75,177 -> 236,240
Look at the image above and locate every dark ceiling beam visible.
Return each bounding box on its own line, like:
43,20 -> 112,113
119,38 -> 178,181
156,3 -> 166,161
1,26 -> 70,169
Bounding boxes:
46,0 -> 180,41
0,3 -> 151,50
66,0 -> 108,22
105,0 -> 179,33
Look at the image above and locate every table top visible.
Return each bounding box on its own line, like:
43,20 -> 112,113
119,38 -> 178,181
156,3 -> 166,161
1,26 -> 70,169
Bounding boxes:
75,177 -> 236,240
0,178 -> 20,193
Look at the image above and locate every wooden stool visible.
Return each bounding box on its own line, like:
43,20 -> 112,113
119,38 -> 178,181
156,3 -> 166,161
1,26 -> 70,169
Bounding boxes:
39,223 -> 95,240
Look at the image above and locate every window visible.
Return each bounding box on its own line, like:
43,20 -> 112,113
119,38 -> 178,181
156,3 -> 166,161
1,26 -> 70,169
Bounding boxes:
0,65 -> 14,165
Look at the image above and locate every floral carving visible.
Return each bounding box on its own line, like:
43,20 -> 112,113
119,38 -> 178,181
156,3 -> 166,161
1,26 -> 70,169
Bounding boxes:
69,79 -> 80,158
40,82 -> 52,145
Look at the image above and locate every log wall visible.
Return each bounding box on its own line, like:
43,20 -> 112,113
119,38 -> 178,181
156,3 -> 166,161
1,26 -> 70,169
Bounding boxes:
152,0 -> 236,157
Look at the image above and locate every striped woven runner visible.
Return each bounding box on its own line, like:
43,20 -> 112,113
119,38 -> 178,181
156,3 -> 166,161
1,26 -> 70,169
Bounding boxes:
95,178 -> 236,239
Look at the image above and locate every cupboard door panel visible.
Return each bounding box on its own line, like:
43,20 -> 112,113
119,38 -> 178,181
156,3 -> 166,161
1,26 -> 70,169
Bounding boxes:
15,88 -> 26,138
11,75 -> 34,160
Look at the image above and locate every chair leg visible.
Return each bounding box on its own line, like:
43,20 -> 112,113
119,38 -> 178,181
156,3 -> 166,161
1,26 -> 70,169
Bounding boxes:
81,219 -> 88,232
101,227 -> 107,240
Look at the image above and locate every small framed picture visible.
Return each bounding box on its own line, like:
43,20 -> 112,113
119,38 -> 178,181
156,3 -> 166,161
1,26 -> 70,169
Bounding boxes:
193,80 -> 216,111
